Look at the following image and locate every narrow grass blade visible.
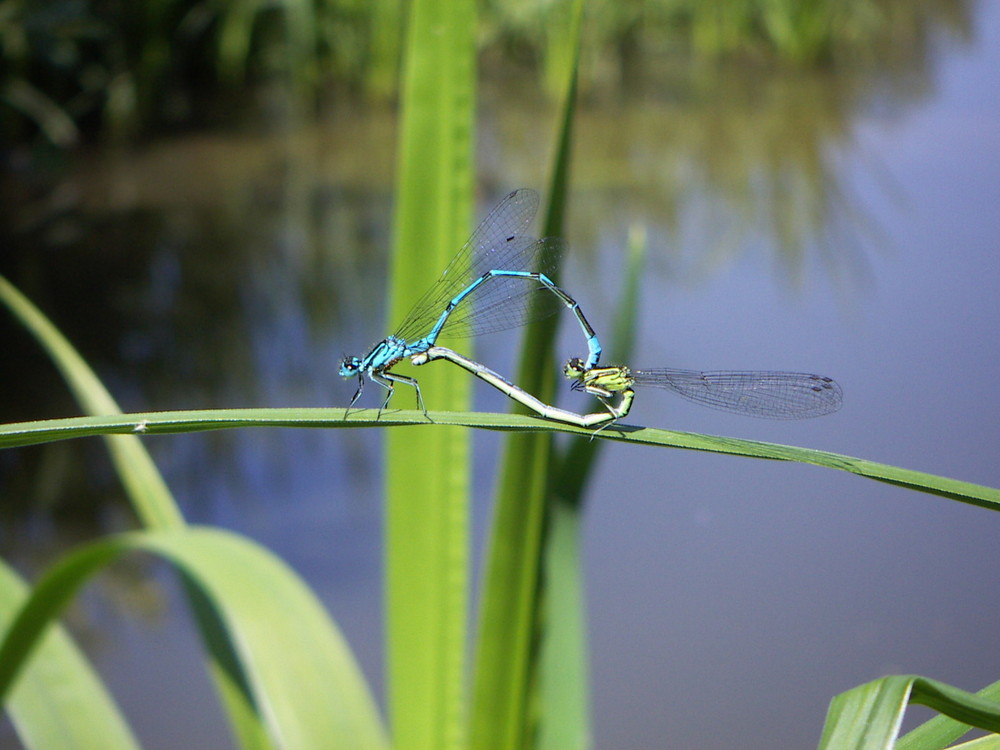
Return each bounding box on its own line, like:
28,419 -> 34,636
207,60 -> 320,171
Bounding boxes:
367,0 -> 405,98
898,681 -> 1000,750
217,0 -> 264,82
472,2 -> 584,748
0,528 -> 387,750
0,559 -> 140,750
384,0 -> 476,747
538,226 -> 648,750
281,0 -> 320,101
0,274 -> 182,530
819,675 -> 1000,750
1,409 -> 997,512
537,499 -> 588,750
945,737 -> 1000,750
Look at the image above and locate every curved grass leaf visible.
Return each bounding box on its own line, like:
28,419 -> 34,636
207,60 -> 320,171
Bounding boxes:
897,681 -> 1000,750
2,274 -> 278,747
2,409 -> 996,511
0,274 -> 182,530
3,270 -> 386,748
0,559 -> 140,750
3,273 -> 299,748
0,527 -> 387,750
819,675 -> 1000,750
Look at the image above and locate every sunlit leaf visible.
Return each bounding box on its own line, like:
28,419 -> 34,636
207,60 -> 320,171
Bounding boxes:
383,0 -> 476,747
0,559 -> 140,750
0,528 -> 387,750
819,675 -> 1000,750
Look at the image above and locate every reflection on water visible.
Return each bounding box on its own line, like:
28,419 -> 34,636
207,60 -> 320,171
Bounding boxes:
0,4 -> 987,746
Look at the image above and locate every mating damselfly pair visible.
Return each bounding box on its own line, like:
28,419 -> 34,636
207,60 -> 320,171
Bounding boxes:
340,188 -> 841,428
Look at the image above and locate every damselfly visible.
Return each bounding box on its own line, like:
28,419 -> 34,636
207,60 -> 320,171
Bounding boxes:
340,189 -> 601,416
563,358 -> 842,420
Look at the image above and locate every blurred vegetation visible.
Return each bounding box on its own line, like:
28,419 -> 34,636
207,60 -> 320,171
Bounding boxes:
0,0 -> 974,149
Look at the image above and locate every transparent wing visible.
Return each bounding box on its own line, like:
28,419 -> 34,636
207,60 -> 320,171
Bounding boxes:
394,189 -> 553,341
632,369 -> 843,419
428,237 -> 569,339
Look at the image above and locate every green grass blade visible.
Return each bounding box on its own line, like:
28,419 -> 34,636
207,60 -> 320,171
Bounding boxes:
819,675 -> 1000,750
471,432 -> 548,750
538,226 -> 647,750
216,0 -> 262,82
280,0 -> 320,103
819,675 -> 915,750
1,409 -> 997,511
898,681 -> 1000,750
0,559 -> 141,750
367,0 -> 405,98
0,274 -> 183,530
946,737 -> 1000,750
471,2 -> 584,747
0,528 -> 387,750
384,0 -> 475,747
909,680 -> 1000,735
0,273 -> 275,747
537,499 -> 588,750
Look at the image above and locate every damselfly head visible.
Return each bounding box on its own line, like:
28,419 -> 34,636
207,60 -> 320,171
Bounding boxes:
339,356 -> 361,377
564,358 -> 587,380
